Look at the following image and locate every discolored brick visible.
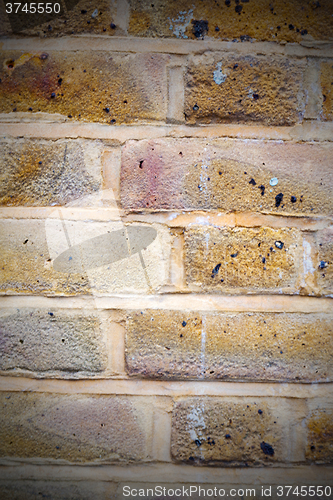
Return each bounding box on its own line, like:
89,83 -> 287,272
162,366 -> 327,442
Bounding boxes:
0,308 -> 107,376
306,408 -> 333,463
320,62 -> 333,121
0,138 -> 102,206
185,54 -> 306,125
0,51 -> 168,124
129,0 -> 333,42
184,227 -> 300,294
126,310 -> 333,382
171,397 -> 287,465
0,219 -> 170,295
0,392 -> 152,463
121,138 -> 333,216
316,227 -> 333,295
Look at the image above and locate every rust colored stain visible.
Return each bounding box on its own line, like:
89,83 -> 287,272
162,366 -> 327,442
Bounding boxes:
0,51 -> 168,123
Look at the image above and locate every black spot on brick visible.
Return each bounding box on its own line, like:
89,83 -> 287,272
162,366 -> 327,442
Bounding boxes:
139,160 -> 144,169
195,439 -> 202,447
291,196 -> 297,203
275,193 -> 283,208
261,441 -> 274,456
192,20 -> 208,39
249,178 -> 256,186
193,104 -> 199,111
225,434 -> 231,439
51,92 -> 56,98
81,9 -> 87,14
235,4 -> 243,13
103,107 -> 110,113
58,78 -> 63,85
231,252 -> 238,258
48,312 -> 54,316
259,185 -> 265,196
319,261 -> 327,269
301,29 -> 308,35
182,321 -> 187,327
215,26 -> 220,31
110,23 -> 116,29
258,409 -> 263,414
289,24 -> 294,30
225,0 -> 231,5
211,263 -> 221,278
253,93 -> 259,100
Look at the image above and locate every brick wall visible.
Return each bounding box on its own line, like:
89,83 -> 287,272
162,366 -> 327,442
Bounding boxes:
0,0 -> 332,498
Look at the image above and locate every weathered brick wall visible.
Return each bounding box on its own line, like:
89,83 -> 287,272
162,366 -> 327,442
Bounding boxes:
0,0 -> 333,498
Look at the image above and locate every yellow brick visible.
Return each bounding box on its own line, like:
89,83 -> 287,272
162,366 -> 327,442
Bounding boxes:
126,310 -> 333,382
306,409 -> 333,463
0,138 -> 102,206
0,392 -> 153,462
185,54 -> 305,125
185,227 -> 300,293
121,138 -> 333,216
129,0 -> 333,42
171,397 -> 288,465
321,61 -> 333,121
317,228 -> 333,295
0,51 -> 168,123
0,308 -> 107,376
0,219 -> 170,295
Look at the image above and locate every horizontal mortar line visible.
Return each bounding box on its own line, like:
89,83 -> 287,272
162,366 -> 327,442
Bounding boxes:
0,121 -> 333,142
1,35 -> 333,57
0,294 -> 332,313
0,376 -> 332,398
0,463 -> 332,483
0,208 -> 331,230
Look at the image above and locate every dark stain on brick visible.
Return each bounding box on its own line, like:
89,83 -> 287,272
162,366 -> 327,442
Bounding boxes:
259,185 -> 265,196
249,178 -> 256,186
261,441 -> 274,455
275,241 -> 284,250
192,20 -> 208,39
275,192 -> 283,208
211,263 -> 221,278
291,195 -> 297,203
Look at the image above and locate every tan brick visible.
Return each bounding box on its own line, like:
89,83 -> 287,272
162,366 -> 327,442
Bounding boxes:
0,219 -> 170,295
185,54 -> 305,125
0,480 -> 117,500
185,227 -> 300,294
0,0 -> 120,36
321,61 -> 333,121
121,138 -> 333,216
0,138 -> 103,206
0,308 -> 107,375
171,397 -> 289,465
129,0 -> 333,42
0,51 -> 168,123
0,392 -> 153,462
316,228 -> 333,295
306,408 -> 333,463
126,310 -> 333,382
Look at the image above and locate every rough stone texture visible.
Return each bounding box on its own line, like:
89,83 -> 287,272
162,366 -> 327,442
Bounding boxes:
0,480 -> 117,500
0,219 -> 170,295
306,408 -> 333,464
0,51 -> 168,123
0,138 -> 102,206
121,138 -> 333,216
185,54 -> 305,125
0,308 -> 107,375
126,310 -> 333,382
0,0 -> 120,37
171,397 -> 287,465
321,61 -> 333,121
185,227 -> 300,294
0,392 -> 152,463
129,0 -> 333,42
316,228 -> 333,295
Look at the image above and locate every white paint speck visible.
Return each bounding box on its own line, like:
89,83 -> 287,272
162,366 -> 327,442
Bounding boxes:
168,9 -> 193,38
270,177 -> 278,186
303,239 -> 315,276
213,62 -> 227,85
91,8 -> 98,18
